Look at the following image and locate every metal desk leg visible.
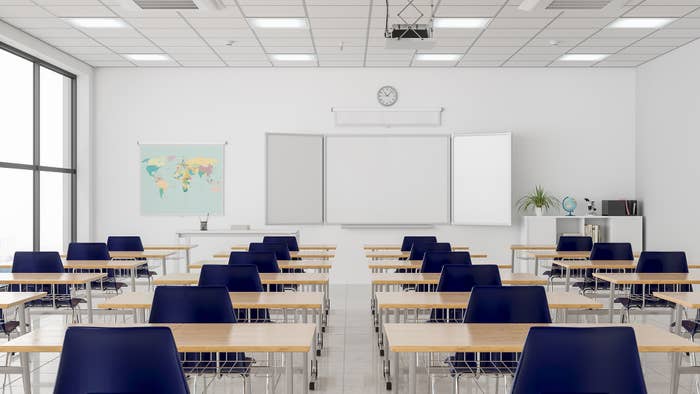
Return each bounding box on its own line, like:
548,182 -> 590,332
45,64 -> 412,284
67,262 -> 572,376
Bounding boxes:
87,281 -> 94,323
18,303 -> 27,335
130,268 -> 136,292
565,267 -> 571,292
285,353 -> 294,394
161,257 -> 167,276
534,256 -> 539,276
671,351 -> 681,394
511,249 -> 515,273
303,351 -> 309,393
185,248 -> 191,273
674,303 -> 683,335
608,284 -> 614,323
20,352 -> 30,394
408,352 -> 417,394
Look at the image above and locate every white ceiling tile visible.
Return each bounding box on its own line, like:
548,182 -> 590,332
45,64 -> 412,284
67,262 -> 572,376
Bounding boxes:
488,17 -> 552,29
25,28 -> 88,38
476,37 -> 531,46
2,17 -> 71,28
196,28 -> 254,38
205,37 -> 259,46
110,46 -> 162,53
537,28 -> 598,37
579,37 -> 640,46
150,37 -> 207,46
312,29 -> 366,38
307,5 -> 369,18
547,18 -> 613,29
667,18 -> 700,28
43,5 -> 116,17
635,37 -> 694,46
479,28 -> 539,38
468,46 -> 520,54
517,45 -> 571,54
239,5 -> 306,17
315,37 -> 366,46
458,60 -> 504,67
97,37 -> 153,46
434,5 -> 502,17
137,28 -> 198,38
316,46 -> 365,54
125,18 -> 190,29
224,61 -> 271,67
619,45 -> 675,54
264,46 -> 315,53
177,60 -> 226,66
623,5 -> 698,18
185,17 -> 247,29
178,8 -> 242,18
497,6 -> 559,18
595,61 -> 641,67
504,60 -> 552,66
461,54 -> 510,61
87,61 -> 134,66
60,45 -> 112,54
568,46 -> 623,53
0,5 -> 54,18
43,37 -> 100,46
528,37 -> 582,46
649,28 -> 700,38
162,46 -> 215,54
309,18 -> 367,29
213,46 -> 265,54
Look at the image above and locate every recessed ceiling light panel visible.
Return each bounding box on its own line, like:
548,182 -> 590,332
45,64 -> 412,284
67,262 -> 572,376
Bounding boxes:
559,53 -> 608,62
270,54 -> 315,62
65,18 -> 127,29
415,53 -> 461,61
249,18 -> 308,29
609,18 -> 675,29
124,53 -> 172,61
433,18 -> 490,29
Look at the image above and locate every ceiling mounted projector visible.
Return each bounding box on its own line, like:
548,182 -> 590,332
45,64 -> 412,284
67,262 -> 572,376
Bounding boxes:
118,0 -> 225,10
384,0 -> 436,49
518,0 -> 625,12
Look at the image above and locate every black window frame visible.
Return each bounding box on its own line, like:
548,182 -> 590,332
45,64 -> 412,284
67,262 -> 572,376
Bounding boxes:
0,41 -> 77,249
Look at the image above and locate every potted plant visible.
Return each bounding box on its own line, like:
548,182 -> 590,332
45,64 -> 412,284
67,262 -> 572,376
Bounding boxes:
517,186 -> 559,216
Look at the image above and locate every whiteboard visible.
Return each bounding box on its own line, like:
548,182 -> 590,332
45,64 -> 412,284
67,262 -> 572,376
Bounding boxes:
266,133 -> 323,224
325,135 -> 451,225
452,132 -> 511,226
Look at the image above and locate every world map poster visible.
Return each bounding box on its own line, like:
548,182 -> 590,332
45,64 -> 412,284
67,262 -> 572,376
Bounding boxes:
140,144 -> 224,215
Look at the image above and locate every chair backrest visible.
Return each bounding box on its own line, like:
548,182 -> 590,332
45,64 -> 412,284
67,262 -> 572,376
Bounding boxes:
511,327 -> 647,394
590,242 -> 634,260
436,265 -> 501,292
198,264 -> 264,292
228,251 -> 280,273
636,251 -> 688,273
420,251 -> 472,273
149,286 -> 237,323
400,236 -> 437,252
106,235 -> 144,252
408,241 -> 451,261
556,235 -> 593,252
463,286 -> 552,323
12,251 -> 64,273
249,242 -> 291,261
54,326 -> 190,394
262,236 -> 299,252
66,242 -> 111,260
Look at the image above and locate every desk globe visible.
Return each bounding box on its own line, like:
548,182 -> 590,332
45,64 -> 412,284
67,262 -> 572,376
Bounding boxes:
562,196 -> 577,216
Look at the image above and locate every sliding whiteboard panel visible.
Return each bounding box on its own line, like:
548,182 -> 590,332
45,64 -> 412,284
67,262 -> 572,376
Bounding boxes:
453,133 -> 512,226
266,133 -> 323,224
325,134 -> 450,225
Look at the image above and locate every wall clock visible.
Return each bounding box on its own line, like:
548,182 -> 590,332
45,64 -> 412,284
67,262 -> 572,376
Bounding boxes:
377,85 -> 398,107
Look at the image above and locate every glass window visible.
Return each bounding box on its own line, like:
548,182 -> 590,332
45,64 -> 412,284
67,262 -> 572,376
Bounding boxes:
0,48 -> 33,165
40,66 -> 72,168
40,172 -> 72,252
0,168 -> 34,263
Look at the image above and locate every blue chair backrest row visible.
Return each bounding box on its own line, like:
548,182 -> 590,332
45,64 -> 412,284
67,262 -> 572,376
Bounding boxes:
400,236 -> 437,252
420,251 -> 472,273
590,242 -> 634,260
228,251 -> 280,273
249,242 -> 291,261
556,235 -> 593,252
408,241 -> 451,261
262,236 -> 299,252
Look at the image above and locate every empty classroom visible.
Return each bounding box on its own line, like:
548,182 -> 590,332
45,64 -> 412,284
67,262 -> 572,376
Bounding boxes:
0,0 -> 699,393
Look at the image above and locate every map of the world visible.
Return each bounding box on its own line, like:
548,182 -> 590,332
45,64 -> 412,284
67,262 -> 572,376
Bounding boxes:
140,144 -> 224,215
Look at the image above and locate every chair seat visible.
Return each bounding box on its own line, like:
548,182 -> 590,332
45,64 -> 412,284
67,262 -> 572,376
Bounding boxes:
29,297 -> 85,309
682,320 -> 700,336
572,279 -> 611,291
0,321 -> 20,336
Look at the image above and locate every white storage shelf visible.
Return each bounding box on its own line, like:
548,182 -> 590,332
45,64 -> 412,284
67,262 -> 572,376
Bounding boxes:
521,216 -> 643,252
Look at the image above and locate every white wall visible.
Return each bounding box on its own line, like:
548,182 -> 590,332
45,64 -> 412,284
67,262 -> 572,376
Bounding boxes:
94,67 -> 636,283
636,39 -> 700,262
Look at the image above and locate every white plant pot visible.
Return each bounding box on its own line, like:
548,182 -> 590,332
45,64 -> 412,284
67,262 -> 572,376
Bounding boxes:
534,207 -> 543,216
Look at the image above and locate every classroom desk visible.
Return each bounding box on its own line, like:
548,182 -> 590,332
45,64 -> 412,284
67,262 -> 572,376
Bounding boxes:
530,251 -> 644,275
363,245 -> 470,251
232,244 -> 337,251
551,259 -> 637,291
592,272 -> 700,323
190,260 -> 333,273
509,244 -> 556,273
108,250 -> 176,275
382,322 -> 700,394
366,252 -> 487,260
654,292 -> 700,337
143,244 -> 198,272
374,292 -> 602,357
0,323 -> 317,394
62,260 -> 144,292
0,273 -> 106,323
367,260 -> 510,272
215,251 -> 335,260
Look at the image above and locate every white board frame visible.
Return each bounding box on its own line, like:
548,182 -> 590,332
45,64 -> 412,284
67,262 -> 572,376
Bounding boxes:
452,132 -> 512,226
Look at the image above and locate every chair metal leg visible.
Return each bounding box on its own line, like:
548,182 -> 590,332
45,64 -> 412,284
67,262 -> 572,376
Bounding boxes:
452,375 -> 460,394
243,375 -> 252,394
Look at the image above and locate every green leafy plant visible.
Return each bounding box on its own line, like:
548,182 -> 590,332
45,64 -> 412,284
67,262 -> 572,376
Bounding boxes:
516,186 -> 560,213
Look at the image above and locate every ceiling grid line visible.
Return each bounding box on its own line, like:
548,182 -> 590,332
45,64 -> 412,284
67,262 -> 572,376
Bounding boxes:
453,0 -> 509,68
175,10 -> 228,67
498,10 -> 565,67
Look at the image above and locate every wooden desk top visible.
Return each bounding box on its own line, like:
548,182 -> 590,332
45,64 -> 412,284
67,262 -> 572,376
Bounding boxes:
98,291 -> 324,310
592,272 -> 700,285
0,292 -> 47,308
215,251 -> 335,259
383,323 -> 700,353
190,260 -> 333,270
653,292 -> 700,308
363,245 -> 470,251
366,252 -> 487,259
552,260 -> 637,270
63,260 -> 145,270
0,273 -> 107,285
370,272 -> 546,286
510,244 -> 556,251
109,251 -> 175,259
232,245 -> 337,251
154,272 -> 330,286
143,244 -> 198,251
0,323 -> 316,353
375,291 -> 602,310
531,251 -> 642,259
367,260 -> 511,270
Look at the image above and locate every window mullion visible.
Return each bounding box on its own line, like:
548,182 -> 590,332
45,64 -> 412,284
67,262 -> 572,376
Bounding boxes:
33,63 -> 40,251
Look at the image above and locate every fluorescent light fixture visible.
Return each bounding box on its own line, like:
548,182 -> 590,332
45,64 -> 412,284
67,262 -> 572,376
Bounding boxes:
559,53 -> 608,62
65,18 -> 127,29
270,53 -> 315,62
609,18 -> 675,29
248,18 -> 308,29
415,53 -> 461,62
433,18 -> 490,29
124,53 -> 171,62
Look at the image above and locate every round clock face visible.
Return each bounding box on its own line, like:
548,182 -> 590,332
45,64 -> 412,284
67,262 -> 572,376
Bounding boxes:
377,85 -> 398,107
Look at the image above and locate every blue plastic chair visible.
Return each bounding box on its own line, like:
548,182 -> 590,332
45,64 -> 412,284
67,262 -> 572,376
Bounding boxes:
263,236 -> 300,252
616,251 -> 690,322
249,242 -> 291,261
106,235 -> 155,282
543,235 -> 594,282
54,326 -> 190,394
66,242 -> 127,292
11,252 -> 84,319
400,236 -> 437,252
149,286 -> 252,383
429,265 -> 502,323
408,242 -> 451,261
228,252 -> 281,273
446,286 -> 551,386
511,326 -> 647,394
417,251 -> 472,292
198,264 -> 272,322
573,242 -> 634,292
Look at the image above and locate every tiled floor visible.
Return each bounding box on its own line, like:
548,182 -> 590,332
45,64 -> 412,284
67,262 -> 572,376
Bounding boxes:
2,284 -> 700,393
